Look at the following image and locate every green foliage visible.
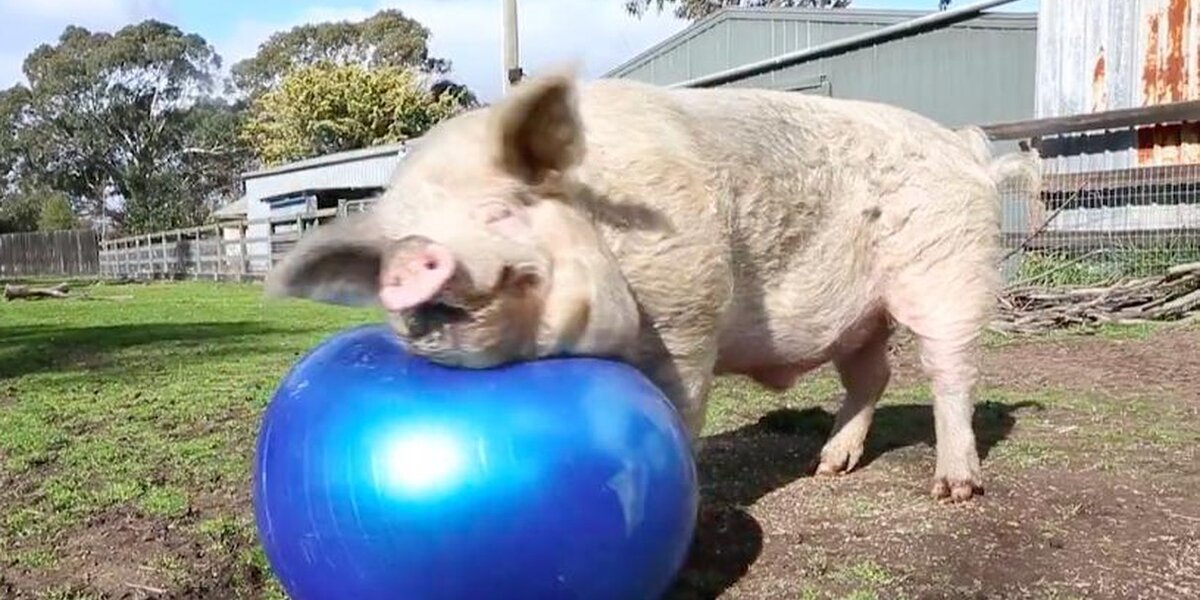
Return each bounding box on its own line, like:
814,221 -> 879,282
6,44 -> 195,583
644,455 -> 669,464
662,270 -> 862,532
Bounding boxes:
0,187 -> 76,233
1015,245 -> 1200,287
624,0 -> 851,20
36,191 -> 77,231
1,11 -> 465,238
240,63 -> 467,166
231,9 -> 456,98
0,85 -> 33,191
2,20 -> 252,236
120,99 -> 253,234
18,21 -> 218,203
0,188 -> 47,233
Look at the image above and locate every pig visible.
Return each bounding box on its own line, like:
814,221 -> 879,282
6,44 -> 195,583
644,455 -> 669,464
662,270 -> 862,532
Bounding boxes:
264,67 -> 1039,503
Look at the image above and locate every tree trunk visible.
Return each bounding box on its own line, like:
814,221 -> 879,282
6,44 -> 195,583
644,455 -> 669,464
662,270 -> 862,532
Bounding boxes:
4,282 -> 70,300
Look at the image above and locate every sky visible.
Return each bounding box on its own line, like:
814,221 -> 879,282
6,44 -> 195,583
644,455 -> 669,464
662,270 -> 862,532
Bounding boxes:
0,0 -> 1040,103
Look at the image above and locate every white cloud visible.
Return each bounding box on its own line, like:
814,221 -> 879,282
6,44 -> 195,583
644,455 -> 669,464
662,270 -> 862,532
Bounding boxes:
0,0 -> 167,22
0,0 -> 172,87
215,0 -> 689,103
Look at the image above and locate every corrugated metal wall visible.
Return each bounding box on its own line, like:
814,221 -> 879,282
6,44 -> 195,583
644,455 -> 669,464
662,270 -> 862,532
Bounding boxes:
243,150 -> 404,202
1036,0 -> 1200,172
608,9 -> 1038,129
609,11 -> 889,85
607,8 -> 1038,241
243,146 -> 407,270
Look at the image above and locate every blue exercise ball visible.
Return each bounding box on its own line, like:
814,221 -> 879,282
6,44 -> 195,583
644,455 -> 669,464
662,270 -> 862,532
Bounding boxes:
252,324 -> 699,600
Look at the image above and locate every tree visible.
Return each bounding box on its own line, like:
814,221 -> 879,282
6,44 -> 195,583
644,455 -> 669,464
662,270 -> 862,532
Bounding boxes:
119,99 -> 253,233
8,20 -> 254,235
231,9 -> 459,98
37,192 -> 77,231
240,62 -> 468,166
0,86 -> 32,193
0,187 -> 47,233
19,22 -> 215,215
176,99 -> 254,209
625,0 -> 851,20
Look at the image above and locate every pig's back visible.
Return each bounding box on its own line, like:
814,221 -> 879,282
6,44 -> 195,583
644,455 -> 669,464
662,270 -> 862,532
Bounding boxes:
576,77 -> 990,226
573,78 -> 999,366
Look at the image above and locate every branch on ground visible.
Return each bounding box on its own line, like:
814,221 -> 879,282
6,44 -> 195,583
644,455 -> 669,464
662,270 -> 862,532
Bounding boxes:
993,262 -> 1200,334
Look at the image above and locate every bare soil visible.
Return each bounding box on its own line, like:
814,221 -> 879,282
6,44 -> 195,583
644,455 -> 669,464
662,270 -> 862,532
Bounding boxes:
670,324 -> 1200,600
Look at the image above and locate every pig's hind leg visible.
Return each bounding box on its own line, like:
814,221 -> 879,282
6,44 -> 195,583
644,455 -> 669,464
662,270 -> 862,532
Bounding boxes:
884,251 -> 995,503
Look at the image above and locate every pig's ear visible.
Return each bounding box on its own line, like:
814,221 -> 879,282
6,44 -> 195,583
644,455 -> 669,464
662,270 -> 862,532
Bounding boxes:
263,213 -> 385,307
490,66 -> 585,185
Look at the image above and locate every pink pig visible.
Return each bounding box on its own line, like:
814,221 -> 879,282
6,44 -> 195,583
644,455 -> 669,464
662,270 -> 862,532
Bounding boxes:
266,67 -> 1038,503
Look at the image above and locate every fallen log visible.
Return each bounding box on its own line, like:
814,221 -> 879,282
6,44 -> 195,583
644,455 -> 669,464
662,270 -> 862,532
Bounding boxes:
3,282 -> 70,300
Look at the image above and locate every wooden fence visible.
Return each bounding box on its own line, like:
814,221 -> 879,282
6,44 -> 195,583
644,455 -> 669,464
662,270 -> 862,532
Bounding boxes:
99,222 -> 259,281
0,230 -> 100,278
97,199 -> 373,281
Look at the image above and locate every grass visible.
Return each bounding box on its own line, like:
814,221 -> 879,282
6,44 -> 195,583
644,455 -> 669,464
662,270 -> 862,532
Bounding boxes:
1014,245 -> 1200,287
0,280 -> 381,597
1,279 -> 1196,599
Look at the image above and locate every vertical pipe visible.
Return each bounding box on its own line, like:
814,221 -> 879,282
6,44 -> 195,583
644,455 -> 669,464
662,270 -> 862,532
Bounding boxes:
502,0 -> 522,92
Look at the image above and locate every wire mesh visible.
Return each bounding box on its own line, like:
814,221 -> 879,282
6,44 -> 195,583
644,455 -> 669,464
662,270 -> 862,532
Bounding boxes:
1000,157 -> 1200,288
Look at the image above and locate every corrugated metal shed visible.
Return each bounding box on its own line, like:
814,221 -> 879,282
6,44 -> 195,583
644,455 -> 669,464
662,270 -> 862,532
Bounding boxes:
1032,0 -> 1200,239
242,141 -> 411,202
1036,0 -> 1200,172
606,8 -> 1039,129
241,141 -> 413,270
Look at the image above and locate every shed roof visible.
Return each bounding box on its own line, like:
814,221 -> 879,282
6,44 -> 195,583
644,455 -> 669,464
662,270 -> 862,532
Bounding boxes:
241,140 -> 415,180
604,7 -> 1037,79
212,196 -> 247,220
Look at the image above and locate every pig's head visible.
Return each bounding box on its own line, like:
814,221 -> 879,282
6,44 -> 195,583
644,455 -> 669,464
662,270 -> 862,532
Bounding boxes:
264,69 -> 641,368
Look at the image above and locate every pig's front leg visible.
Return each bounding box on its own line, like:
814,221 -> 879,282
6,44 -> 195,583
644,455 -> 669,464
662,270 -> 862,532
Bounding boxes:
817,322 -> 893,475
613,225 -> 732,453
628,319 -> 720,451
637,338 -> 720,453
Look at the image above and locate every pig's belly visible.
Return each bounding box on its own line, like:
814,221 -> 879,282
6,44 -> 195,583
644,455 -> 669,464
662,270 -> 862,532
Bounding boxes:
713,295 -> 886,391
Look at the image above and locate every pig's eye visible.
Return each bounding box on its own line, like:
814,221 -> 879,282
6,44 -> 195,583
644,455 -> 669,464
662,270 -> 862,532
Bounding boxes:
478,203 -> 515,224
475,202 -> 530,239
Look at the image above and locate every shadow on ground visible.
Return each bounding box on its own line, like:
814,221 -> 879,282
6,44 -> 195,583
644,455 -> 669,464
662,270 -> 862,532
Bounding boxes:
667,399 -> 1041,599
0,322 -> 317,380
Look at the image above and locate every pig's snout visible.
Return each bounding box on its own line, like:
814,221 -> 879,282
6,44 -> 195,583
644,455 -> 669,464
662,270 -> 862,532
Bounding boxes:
378,238 -> 456,313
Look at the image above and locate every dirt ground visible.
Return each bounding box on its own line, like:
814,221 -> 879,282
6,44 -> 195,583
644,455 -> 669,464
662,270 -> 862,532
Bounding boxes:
2,301 -> 1198,599
669,324 -> 1200,600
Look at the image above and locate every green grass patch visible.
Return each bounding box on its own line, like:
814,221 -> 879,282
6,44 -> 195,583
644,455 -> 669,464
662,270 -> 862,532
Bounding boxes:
33,588 -> 104,600
0,281 -> 379,595
837,560 -> 896,588
1014,245 -> 1200,287
13,548 -> 58,569
137,485 -> 190,518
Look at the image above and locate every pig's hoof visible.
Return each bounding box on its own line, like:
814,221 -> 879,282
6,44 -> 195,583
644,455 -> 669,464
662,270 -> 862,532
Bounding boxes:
814,445 -> 863,476
931,477 -> 983,503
